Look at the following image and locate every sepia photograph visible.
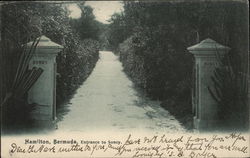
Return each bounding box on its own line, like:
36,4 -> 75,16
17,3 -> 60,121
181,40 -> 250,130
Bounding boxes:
0,0 -> 249,157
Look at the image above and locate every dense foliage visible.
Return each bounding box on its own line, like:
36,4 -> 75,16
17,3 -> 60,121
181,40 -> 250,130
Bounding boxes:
208,51 -> 248,129
107,1 -> 248,129
1,2 -> 100,128
56,39 -> 99,106
69,3 -> 108,49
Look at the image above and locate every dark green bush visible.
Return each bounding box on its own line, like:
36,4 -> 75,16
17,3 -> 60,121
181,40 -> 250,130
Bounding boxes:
56,39 -> 100,106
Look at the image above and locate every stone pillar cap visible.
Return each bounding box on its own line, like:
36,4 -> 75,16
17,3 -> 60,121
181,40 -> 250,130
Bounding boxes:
27,35 -> 63,51
187,38 -> 230,52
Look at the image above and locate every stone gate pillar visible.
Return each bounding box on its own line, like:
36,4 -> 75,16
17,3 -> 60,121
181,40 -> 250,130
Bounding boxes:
27,35 -> 63,122
187,38 -> 230,130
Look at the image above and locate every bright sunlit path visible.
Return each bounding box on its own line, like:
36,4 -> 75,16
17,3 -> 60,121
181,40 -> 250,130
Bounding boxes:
67,1 -> 124,24
56,51 -> 185,133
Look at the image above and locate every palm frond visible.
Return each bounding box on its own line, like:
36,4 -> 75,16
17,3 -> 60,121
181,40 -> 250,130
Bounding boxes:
1,38 -> 43,107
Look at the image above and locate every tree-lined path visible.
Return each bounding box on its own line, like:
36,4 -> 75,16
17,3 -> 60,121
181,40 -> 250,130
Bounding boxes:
57,51 -> 184,133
